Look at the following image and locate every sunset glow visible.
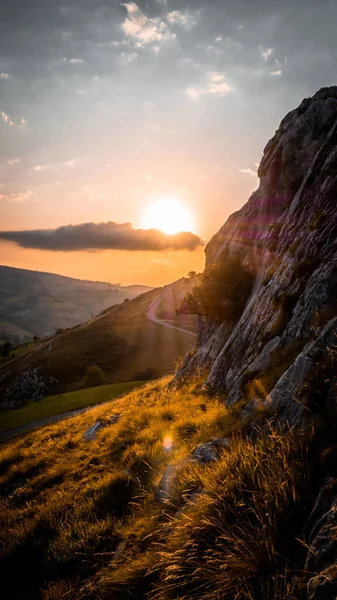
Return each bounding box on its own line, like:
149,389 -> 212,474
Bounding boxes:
142,199 -> 195,235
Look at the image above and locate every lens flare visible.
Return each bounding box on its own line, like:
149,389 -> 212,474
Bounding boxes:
163,434 -> 173,451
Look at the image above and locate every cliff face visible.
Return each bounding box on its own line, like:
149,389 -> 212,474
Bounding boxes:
178,87 -> 337,430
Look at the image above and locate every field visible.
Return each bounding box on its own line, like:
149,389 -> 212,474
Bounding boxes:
0,376 -> 311,600
0,381 -> 144,434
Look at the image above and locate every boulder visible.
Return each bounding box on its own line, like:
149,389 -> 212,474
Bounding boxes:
83,413 -> 121,441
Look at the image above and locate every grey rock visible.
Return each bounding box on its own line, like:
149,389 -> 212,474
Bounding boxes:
83,413 -> 121,441
156,464 -> 179,504
191,437 -> 230,463
175,86 -> 337,430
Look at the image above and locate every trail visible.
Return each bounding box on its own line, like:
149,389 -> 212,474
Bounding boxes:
146,284 -> 197,337
0,407 -> 92,442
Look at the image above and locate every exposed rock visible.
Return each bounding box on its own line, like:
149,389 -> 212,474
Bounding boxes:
83,413 -> 122,441
157,464 -> 179,504
157,438 -> 230,504
1,367 -> 57,409
175,86 -> 337,431
191,437 -> 230,463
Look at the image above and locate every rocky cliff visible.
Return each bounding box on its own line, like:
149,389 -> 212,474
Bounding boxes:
178,86 -> 337,434
175,87 -> 337,600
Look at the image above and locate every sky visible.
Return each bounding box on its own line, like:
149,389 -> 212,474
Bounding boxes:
0,0 -> 337,285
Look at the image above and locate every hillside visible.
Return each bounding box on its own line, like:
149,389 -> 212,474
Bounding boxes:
1,88 -> 337,600
0,265 -> 152,342
0,278 -> 197,406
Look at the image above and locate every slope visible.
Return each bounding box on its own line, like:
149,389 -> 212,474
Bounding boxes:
0,265 -> 152,342
0,279 -> 197,406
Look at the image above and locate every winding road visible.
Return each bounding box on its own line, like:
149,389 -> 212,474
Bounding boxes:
146,284 -> 197,337
0,287 -> 197,442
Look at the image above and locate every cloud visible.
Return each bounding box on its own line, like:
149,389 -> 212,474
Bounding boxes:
97,40 -> 126,48
0,221 -> 205,252
1,111 -> 15,126
0,72 -> 12,80
121,2 -> 176,48
239,167 -> 259,177
166,10 -> 199,30
0,190 -> 36,204
68,58 -> 84,64
259,46 -> 274,61
4,157 -> 20,166
186,72 -> 232,100
119,51 -> 138,65
1,111 -> 26,127
269,69 -> 282,76
34,164 -> 52,171
151,258 -> 172,266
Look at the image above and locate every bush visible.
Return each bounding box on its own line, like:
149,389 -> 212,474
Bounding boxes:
185,251 -> 255,323
0,341 -> 12,358
84,364 -> 105,387
133,367 -> 157,381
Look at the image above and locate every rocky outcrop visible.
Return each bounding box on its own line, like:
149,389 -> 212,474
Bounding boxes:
177,87 -> 337,431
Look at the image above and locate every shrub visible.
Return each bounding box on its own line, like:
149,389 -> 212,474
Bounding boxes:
133,367 -> 157,381
84,364 -> 105,387
0,341 -> 12,358
185,250 -> 255,323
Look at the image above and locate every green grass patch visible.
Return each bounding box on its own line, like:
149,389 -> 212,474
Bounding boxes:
0,381 -> 144,433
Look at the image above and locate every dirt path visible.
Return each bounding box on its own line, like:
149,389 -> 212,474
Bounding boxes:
0,407 -> 91,442
146,284 -> 197,337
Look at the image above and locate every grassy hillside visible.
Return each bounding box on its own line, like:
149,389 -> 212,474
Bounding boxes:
0,381 -> 145,434
0,281 -> 197,401
0,376 -> 311,600
0,265 -> 152,342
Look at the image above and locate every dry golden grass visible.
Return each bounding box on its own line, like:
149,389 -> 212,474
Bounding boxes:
0,376 -> 310,600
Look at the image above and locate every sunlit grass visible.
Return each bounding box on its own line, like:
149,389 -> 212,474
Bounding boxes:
0,376 -> 310,600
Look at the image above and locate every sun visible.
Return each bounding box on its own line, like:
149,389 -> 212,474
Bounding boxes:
142,198 -> 195,235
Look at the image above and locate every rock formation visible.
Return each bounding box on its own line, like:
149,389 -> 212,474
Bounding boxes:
177,86 -> 337,433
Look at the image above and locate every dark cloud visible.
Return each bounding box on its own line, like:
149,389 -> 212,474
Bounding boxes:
0,221 -> 205,252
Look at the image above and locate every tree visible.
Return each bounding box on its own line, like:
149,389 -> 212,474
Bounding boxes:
185,251 -> 255,323
84,365 -> 105,387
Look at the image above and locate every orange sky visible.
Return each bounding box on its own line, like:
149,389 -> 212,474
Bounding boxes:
1,0 -> 331,285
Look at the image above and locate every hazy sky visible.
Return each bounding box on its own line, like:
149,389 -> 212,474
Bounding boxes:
0,0 -> 336,285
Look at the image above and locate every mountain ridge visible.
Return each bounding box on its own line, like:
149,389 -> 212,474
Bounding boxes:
0,265 -> 153,342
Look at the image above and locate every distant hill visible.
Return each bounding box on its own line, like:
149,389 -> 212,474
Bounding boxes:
0,266 -> 152,342
0,278 -> 198,404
